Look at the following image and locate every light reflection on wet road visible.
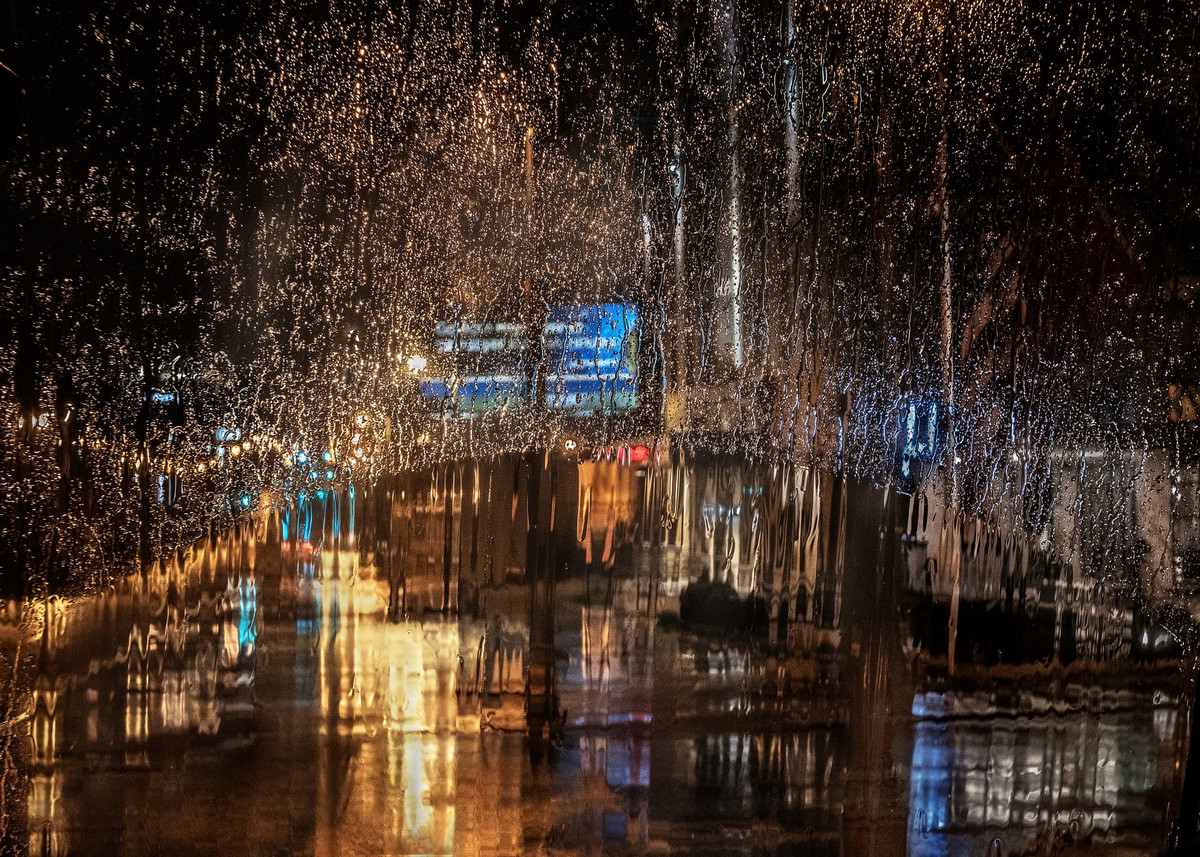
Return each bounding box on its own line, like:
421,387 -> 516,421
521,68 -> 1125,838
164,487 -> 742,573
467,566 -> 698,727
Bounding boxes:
10,454 -> 1190,855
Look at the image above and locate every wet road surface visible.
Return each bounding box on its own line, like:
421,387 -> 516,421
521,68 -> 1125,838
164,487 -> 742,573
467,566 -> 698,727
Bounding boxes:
6,453 -> 1191,856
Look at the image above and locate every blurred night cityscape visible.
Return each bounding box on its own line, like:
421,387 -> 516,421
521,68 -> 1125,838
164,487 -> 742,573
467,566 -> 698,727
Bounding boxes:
1,0 -> 1199,854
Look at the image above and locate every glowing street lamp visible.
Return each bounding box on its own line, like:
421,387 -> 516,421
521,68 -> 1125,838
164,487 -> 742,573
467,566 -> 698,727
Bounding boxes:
405,354 -> 427,375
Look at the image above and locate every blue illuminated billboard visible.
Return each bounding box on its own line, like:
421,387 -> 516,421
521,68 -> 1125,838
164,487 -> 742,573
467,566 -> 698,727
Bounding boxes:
542,303 -> 638,414
419,303 -> 639,416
